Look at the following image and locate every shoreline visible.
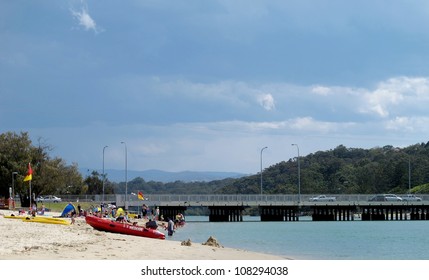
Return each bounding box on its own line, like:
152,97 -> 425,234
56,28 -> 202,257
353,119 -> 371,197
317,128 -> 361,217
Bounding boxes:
0,210 -> 289,260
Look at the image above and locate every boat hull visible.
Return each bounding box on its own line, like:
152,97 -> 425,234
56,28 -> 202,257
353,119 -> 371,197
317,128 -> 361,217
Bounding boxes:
85,215 -> 165,239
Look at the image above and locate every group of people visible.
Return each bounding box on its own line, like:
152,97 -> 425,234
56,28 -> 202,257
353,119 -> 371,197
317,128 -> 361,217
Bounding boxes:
141,204 -> 186,236
29,202 -> 45,217
141,204 -> 160,221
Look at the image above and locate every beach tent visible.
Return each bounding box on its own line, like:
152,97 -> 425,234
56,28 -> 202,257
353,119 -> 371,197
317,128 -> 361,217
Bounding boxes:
60,203 -> 76,217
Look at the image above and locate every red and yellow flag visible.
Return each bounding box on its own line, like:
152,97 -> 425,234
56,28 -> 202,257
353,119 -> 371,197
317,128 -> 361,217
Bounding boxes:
138,191 -> 144,200
23,163 -> 33,182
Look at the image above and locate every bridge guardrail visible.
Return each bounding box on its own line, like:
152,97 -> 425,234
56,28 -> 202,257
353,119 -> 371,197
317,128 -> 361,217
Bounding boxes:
39,194 -> 429,207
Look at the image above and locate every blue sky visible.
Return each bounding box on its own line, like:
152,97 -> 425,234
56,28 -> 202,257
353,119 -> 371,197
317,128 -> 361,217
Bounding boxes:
2,0 -> 429,174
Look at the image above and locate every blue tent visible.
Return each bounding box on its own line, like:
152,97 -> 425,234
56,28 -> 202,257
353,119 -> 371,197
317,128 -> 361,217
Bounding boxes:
60,203 -> 76,217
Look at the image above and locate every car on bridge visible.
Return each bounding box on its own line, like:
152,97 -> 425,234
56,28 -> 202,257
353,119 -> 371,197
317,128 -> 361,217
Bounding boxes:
368,194 -> 402,202
401,194 -> 422,202
309,195 -> 336,202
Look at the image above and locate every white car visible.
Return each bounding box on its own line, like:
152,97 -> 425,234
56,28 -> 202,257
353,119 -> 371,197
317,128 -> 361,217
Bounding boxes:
401,194 -> 422,202
309,195 -> 336,202
369,194 -> 402,202
37,195 -> 62,203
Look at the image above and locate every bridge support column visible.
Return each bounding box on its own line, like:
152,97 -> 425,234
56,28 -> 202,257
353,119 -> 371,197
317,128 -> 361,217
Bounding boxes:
259,206 -> 299,222
312,205 -> 357,221
360,205 -> 414,221
208,206 -> 246,222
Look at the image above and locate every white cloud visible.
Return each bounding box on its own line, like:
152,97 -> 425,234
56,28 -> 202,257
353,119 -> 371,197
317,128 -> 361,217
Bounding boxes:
311,86 -> 332,96
257,93 -> 275,111
359,77 -> 429,118
71,4 -> 100,33
385,116 -> 429,133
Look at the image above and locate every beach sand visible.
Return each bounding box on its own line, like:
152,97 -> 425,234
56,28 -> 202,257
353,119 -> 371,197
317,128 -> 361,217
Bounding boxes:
0,210 -> 287,260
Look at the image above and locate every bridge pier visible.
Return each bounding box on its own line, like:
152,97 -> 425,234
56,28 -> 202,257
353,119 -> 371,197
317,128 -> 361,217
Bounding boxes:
259,206 -> 299,221
208,206 -> 246,222
359,205 -> 422,221
311,205 -> 357,221
409,206 -> 429,220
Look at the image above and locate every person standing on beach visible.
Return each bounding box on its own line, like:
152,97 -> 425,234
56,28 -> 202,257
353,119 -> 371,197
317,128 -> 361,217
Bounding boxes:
167,217 -> 174,236
155,207 -> 160,221
142,204 -> 147,219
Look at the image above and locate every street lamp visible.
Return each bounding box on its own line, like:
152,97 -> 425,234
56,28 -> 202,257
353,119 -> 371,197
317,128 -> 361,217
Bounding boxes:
292,144 -> 301,203
11,172 -> 18,209
408,157 -> 411,194
102,145 -> 108,205
260,146 -> 268,195
121,141 -> 128,210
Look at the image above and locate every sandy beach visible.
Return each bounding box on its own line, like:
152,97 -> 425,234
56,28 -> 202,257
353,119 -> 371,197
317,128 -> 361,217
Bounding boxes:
0,209 -> 287,260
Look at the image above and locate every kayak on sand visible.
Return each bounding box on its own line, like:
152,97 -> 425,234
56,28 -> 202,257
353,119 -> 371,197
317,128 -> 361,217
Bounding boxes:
3,215 -> 70,225
85,215 -> 165,240
22,216 -> 70,225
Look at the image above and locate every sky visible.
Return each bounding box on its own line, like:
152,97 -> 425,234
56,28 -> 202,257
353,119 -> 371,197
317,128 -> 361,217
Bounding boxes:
2,0 -> 429,175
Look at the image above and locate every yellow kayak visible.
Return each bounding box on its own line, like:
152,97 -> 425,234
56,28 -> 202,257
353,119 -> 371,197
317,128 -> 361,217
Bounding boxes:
3,215 -> 31,220
22,216 -> 70,225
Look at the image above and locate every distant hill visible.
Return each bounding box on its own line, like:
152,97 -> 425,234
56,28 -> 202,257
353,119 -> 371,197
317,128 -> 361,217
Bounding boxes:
80,168 -> 247,183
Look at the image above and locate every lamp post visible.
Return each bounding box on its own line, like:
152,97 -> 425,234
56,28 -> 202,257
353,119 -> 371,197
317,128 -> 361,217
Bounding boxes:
121,141 -> 128,210
12,172 -> 18,209
292,144 -> 301,203
408,157 -> 411,194
260,146 -> 268,195
12,172 -> 18,198
102,145 -> 108,205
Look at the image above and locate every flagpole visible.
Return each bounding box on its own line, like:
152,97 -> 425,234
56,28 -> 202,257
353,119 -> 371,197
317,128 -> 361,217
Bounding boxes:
24,163 -> 33,210
29,180 -> 32,210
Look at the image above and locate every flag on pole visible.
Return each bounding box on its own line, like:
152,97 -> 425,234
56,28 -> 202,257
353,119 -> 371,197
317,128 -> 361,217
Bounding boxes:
23,163 -> 33,182
138,191 -> 144,200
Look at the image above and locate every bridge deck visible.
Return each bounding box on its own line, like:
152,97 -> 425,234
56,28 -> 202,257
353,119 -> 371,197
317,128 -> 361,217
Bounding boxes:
95,194 -> 429,207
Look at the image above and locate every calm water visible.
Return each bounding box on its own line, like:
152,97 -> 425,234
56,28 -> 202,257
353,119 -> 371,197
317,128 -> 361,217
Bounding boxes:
167,216 -> 429,260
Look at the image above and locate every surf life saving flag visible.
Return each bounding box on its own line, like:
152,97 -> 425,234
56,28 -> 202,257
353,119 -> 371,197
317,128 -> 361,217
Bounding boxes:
23,163 -> 33,182
138,191 -> 144,200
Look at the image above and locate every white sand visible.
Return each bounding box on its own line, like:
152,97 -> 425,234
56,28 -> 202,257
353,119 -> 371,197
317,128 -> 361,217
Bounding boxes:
0,210 -> 288,260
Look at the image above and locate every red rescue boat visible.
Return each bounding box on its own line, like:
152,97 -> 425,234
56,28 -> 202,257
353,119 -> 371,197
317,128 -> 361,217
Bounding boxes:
85,215 -> 165,240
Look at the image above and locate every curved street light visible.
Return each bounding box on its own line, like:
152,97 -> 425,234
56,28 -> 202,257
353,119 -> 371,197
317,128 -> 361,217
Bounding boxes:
102,145 -> 108,205
408,157 -> 411,194
292,144 -> 301,203
121,141 -> 128,210
260,146 -> 268,195
11,171 -> 18,209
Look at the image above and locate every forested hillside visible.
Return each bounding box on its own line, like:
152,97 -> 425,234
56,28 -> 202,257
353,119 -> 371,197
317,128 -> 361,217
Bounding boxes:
118,143 -> 429,195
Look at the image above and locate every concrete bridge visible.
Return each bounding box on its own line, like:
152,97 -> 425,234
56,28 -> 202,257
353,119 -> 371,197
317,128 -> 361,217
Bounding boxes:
84,193 -> 429,222
110,193 -> 429,207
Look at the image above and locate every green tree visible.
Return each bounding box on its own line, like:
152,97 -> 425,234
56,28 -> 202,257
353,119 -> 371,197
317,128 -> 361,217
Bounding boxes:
84,171 -> 115,195
0,131 -> 84,206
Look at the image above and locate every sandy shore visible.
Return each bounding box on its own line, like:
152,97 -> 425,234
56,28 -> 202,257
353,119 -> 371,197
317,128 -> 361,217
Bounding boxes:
0,210 -> 287,260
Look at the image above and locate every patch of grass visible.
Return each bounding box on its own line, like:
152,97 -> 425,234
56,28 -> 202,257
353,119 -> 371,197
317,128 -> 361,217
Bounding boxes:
41,202 -> 94,212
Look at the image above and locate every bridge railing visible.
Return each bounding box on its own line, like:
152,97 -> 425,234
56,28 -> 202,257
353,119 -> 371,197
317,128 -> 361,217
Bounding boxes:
124,194 -> 325,206
48,194 -> 429,207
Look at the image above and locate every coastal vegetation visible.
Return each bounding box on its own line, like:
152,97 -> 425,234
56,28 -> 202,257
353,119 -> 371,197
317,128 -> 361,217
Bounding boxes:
116,143 -> 429,196
1,131 -> 429,208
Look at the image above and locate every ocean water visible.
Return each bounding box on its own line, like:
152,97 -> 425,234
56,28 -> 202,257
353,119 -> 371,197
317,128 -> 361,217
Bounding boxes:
167,216 -> 429,260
